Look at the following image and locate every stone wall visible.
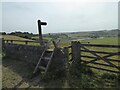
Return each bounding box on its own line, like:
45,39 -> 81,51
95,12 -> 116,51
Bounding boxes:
3,43 -> 66,78
4,43 -> 45,66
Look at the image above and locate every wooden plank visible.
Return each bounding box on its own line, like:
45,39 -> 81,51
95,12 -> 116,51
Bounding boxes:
63,47 -> 69,69
39,66 -> 46,71
81,50 -> 120,55
4,39 -> 39,43
38,20 -> 43,45
69,53 -> 72,55
81,55 -> 120,62
44,49 -> 54,74
80,43 -> 120,48
33,40 -> 51,74
81,60 -> 119,68
52,39 -> 60,48
71,41 -> 81,63
67,45 -> 72,48
81,46 -> 120,70
63,47 -> 69,62
33,47 -> 47,74
83,54 -> 117,65
69,58 -> 73,61
82,65 -> 120,74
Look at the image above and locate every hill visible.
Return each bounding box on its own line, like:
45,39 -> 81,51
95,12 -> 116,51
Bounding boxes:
1,35 -> 33,41
66,29 -> 119,38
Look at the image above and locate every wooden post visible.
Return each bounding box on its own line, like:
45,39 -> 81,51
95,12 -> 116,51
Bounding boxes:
11,40 -> 13,43
52,40 -> 60,48
37,20 -> 47,46
25,41 -> 28,45
6,40 -> 8,43
71,41 -> 81,64
2,38 -> 5,44
63,47 -> 69,84
2,38 -> 5,50
63,47 -> 69,68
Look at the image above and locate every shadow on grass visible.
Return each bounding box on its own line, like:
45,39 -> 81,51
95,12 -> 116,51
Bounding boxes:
2,56 -> 65,88
2,56 -> 119,88
68,63 -> 119,88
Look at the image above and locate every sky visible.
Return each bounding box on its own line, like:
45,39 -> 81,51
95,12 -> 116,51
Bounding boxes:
1,0 -> 119,34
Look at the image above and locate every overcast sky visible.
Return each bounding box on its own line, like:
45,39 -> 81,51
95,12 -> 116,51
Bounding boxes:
1,1 -> 119,34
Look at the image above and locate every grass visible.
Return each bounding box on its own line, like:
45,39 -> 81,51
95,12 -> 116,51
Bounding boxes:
2,56 -> 68,88
2,56 -> 119,88
1,35 -> 120,88
1,35 -> 40,46
1,35 -> 32,41
81,37 -> 119,45
67,36 -> 119,76
1,35 -> 119,46
2,56 -> 33,88
2,35 -> 119,72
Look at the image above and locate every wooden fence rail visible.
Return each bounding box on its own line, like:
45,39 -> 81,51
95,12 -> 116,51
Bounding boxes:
3,39 -> 40,45
2,38 -> 120,74
65,41 -> 120,74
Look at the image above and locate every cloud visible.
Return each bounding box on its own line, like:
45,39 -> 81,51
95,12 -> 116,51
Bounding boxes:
2,2 -> 118,33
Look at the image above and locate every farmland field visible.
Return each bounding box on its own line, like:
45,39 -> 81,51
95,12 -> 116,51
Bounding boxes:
1,34 -> 120,88
1,35 -> 32,41
80,37 -> 119,45
1,35 -> 40,46
1,35 -> 119,45
2,56 -> 119,88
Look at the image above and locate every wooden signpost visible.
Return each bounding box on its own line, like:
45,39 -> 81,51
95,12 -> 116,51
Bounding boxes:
37,20 -> 47,45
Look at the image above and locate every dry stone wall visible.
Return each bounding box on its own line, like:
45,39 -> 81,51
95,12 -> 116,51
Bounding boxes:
4,43 -> 45,66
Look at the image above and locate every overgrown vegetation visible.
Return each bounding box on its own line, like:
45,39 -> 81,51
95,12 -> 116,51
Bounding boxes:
68,62 -> 119,88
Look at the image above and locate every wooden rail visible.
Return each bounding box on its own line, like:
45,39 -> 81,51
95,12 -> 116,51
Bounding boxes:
64,41 -> 120,74
2,38 -> 120,74
3,39 -> 40,45
80,43 -> 120,48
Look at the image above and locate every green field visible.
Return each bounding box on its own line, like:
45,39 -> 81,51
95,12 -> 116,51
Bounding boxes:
1,35 -> 120,88
1,35 -> 40,46
81,37 -> 119,45
1,35 -> 32,41
1,35 -> 119,46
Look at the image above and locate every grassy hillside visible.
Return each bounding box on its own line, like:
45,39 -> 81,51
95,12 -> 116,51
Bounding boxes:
2,31 -> 119,88
2,57 -> 119,88
81,37 -> 118,45
1,35 -> 40,46
1,35 -> 33,41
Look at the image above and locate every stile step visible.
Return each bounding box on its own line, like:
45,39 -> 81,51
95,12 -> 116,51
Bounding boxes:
42,57 -> 50,60
38,66 -> 46,71
41,71 -> 45,74
41,59 -> 49,67
44,53 -> 52,57
45,50 -> 53,53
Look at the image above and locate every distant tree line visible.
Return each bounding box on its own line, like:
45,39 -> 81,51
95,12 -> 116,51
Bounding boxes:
0,31 -> 38,40
43,33 -> 68,40
8,31 -> 34,39
0,32 -> 7,35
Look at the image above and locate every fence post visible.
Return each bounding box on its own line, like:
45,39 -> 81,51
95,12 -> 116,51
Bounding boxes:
2,38 -> 5,45
11,40 -> 13,44
2,38 -> 5,51
63,47 -> 69,68
25,41 -> 28,45
71,41 -> 81,64
6,40 -> 8,43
